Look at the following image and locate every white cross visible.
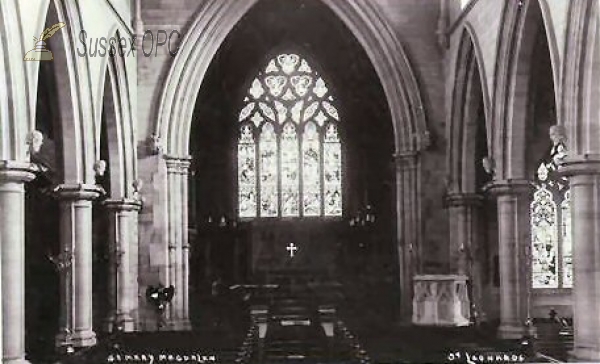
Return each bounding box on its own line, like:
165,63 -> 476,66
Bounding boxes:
286,243 -> 298,258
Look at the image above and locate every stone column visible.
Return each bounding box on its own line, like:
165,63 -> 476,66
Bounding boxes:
484,179 -> 531,339
445,193 -> 485,320
561,155 -> 600,361
103,199 -> 142,332
394,152 -> 422,323
164,156 -> 192,330
54,184 -> 103,349
0,161 -> 35,364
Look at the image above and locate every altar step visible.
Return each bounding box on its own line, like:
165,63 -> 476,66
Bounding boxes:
241,297 -> 369,364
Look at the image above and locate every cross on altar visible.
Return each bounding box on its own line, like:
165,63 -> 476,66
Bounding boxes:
286,243 -> 298,258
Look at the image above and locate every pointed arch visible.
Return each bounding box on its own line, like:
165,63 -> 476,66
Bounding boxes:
492,0 -> 562,179
448,25 -> 490,193
562,0 -> 600,155
26,0 -> 97,183
155,0 -> 429,157
96,30 -> 137,198
0,0 -> 31,161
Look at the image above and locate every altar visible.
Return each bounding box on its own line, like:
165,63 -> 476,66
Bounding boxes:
246,219 -> 344,275
412,275 -> 471,327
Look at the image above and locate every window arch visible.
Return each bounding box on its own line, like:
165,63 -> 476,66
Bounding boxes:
531,141 -> 572,288
237,53 -> 343,218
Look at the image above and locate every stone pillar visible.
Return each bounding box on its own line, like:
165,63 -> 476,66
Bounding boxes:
0,161 -> 35,364
164,156 -> 192,330
561,155 -> 600,361
445,193 -> 485,320
484,180 -> 531,339
103,199 -> 142,332
181,172 -> 191,325
394,152 -> 422,323
54,184 -> 102,349
134,0 -> 144,49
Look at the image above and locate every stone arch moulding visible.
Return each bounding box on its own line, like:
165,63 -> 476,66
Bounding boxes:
154,0 -> 430,157
96,33 -> 137,199
151,0 -> 430,325
491,0 -> 561,180
448,25 -> 491,194
28,0 -> 97,184
0,0 -> 31,161
561,0 -> 599,156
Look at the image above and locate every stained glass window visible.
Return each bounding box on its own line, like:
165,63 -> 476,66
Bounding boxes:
531,141 -> 571,288
281,123 -> 299,217
237,53 -> 343,218
238,125 -> 257,218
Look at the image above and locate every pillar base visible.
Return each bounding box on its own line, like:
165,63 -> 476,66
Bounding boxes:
168,319 -> 192,331
569,347 -> 600,362
55,331 -> 74,351
497,323 -> 526,339
70,329 -> 97,348
3,358 -> 32,364
105,312 -> 135,333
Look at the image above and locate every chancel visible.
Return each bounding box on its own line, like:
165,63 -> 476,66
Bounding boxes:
1,0 -> 600,363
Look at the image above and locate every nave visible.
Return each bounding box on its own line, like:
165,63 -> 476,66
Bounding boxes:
50,272 -> 572,364
3,0 -> 600,363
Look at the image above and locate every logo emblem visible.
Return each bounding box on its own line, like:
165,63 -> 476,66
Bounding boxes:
24,22 -> 66,61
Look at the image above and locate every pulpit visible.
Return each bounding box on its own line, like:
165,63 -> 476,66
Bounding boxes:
412,275 -> 470,326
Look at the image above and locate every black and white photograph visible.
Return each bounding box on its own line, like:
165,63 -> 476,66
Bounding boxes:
0,0 -> 598,363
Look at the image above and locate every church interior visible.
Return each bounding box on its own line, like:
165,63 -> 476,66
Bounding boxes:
1,0 -> 600,363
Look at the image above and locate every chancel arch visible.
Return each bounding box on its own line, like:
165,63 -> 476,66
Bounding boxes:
155,0 -> 429,156
188,0 -> 399,329
154,0 -> 430,327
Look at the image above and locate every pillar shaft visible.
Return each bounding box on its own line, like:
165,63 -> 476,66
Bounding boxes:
446,193 -> 485,320
0,161 -> 35,364
164,156 -> 191,330
485,180 -> 531,339
54,184 -> 102,349
103,199 -> 142,332
562,156 -> 600,361
394,152 -> 422,323
181,173 -> 190,324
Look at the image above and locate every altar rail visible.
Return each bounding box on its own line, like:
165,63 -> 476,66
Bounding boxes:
412,275 -> 470,326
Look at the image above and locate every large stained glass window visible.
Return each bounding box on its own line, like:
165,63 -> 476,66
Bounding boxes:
237,53 -> 343,218
531,141 -> 572,288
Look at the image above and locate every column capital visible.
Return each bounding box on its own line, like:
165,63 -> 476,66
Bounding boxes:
483,179 -> 532,196
0,160 -> 36,183
393,151 -> 419,169
164,155 -> 192,174
53,183 -> 104,201
560,154 -> 600,176
445,192 -> 484,207
103,198 -> 143,211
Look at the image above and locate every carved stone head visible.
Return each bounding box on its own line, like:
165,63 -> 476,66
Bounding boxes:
549,125 -> 566,146
94,160 -> 107,177
27,130 -> 44,154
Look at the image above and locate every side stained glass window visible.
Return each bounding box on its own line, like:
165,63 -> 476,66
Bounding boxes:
531,141 -> 572,289
237,53 -> 343,218
238,125 -> 257,218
